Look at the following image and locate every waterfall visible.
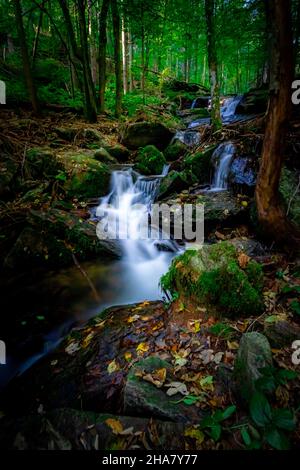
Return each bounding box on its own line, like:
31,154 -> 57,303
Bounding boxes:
191,98 -> 198,109
211,143 -> 235,190
221,95 -> 243,122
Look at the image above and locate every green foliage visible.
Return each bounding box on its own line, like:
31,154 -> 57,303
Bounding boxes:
209,322 -> 235,339
183,146 -> 216,184
135,145 -> 166,175
200,405 -> 236,441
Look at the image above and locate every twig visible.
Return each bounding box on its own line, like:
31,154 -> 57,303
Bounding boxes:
20,143 -> 28,181
286,175 -> 300,216
71,252 -> 101,302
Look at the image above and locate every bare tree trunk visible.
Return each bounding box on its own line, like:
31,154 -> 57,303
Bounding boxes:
255,0 -> 300,249
13,0 -> 39,114
111,0 -> 122,117
32,9 -> 43,63
99,0 -> 110,112
77,0 -> 97,122
128,29 -> 133,91
121,15 -> 129,94
205,0 -> 221,132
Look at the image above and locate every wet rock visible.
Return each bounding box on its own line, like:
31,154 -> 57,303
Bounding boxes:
26,147 -> 63,179
164,140 -> 188,162
83,128 -> 106,144
157,170 -> 191,200
229,238 -> 267,257
236,87 -> 268,114
201,190 -> 248,232
264,321 -> 300,348
134,145 -> 167,175
0,408 -> 187,450
228,156 -> 257,194
234,332 -> 273,401
124,357 -> 201,423
122,122 -> 174,150
161,242 -> 264,318
183,145 -> 217,184
94,147 -> 118,165
162,78 -> 209,95
4,208 -> 121,270
104,143 -> 130,162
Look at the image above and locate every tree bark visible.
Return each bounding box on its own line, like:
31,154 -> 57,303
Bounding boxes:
205,0 -> 221,132
77,0 -> 97,122
111,0 -> 122,117
255,0 -> 300,250
121,14 -> 129,94
13,0 -> 40,114
99,0 -> 110,112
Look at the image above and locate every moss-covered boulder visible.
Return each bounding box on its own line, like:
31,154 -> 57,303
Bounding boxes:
26,147 -> 63,179
183,145 -> 217,184
94,147 -> 118,165
0,156 -> 18,196
57,151 -> 111,198
4,208 -> 121,270
157,170 -> 192,200
122,121 -> 174,150
135,145 -> 167,175
280,168 -> 300,227
160,242 -> 264,318
104,143 -> 130,162
164,140 -> 187,162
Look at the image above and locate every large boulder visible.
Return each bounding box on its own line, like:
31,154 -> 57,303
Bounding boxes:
94,147 -> 118,165
160,242 -> 264,318
236,87 -> 268,114
4,208 -> 121,270
122,122 -> 174,150
164,140 -> 188,162
234,332 -> 273,401
228,155 -> 257,194
104,143 -> 130,162
264,320 -> 300,348
157,170 -> 191,200
183,145 -> 217,184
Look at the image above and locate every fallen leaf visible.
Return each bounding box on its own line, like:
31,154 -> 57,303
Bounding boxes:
124,352 -> 132,361
82,332 -> 94,348
107,360 -> 120,374
105,418 -> 123,435
165,381 -> 188,396
227,341 -> 239,350
213,351 -> 224,364
238,253 -> 250,269
136,342 -> 149,354
184,426 -> 205,445
143,368 -> 167,388
215,231 -> 226,240
127,315 -> 140,323
199,349 -> 214,365
65,342 -> 80,355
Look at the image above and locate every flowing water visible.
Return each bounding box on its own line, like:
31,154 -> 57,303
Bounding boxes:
0,167 -> 179,388
221,95 -> 243,123
211,142 -> 235,190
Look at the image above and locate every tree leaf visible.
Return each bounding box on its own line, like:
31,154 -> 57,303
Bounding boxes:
250,392 -> 272,427
265,428 -> 290,450
272,409 -> 296,431
210,424 -> 222,441
105,418 -> 123,435
107,359 -> 120,374
241,428 -> 252,447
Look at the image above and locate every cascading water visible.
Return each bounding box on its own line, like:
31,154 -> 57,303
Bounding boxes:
211,142 -> 235,190
95,166 -> 178,300
221,95 -> 243,122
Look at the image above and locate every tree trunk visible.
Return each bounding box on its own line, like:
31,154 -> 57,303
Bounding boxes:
111,0 -> 122,117
205,0 -> 221,132
128,29 -> 133,91
13,0 -> 40,114
32,9 -> 43,63
121,15 -> 129,94
77,0 -> 97,123
99,0 -> 110,112
255,0 -> 300,250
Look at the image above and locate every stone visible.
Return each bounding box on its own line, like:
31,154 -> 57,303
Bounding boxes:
236,87 -> 268,114
54,127 -> 77,142
264,321 -> 300,348
183,145 -> 217,184
26,147 -> 63,179
234,332 -> 273,401
83,128 -> 105,144
94,147 -> 118,165
164,140 -> 188,162
122,122 -> 174,150
104,143 -> 130,162
0,157 -> 18,196
124,357 -> 201,423
228,155 -> 257,194
134,145 -> 167,175
157,171 -> 191,200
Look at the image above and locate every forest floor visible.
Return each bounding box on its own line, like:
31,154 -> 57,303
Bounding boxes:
0,101 -> 300,450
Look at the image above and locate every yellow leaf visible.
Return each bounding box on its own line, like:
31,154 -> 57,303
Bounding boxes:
143,368 -> 167,388
141,316 -> 150,321
136,342 -> 149,354
238,253 -> 250,269
184,426 -> 205,445
107,359 -> 120,374
194,320 -> 201,333
82,332 -> 94,348
127,315 -> 140,323
124,351 -> 132,361
105,418 -> 123,435
227,340 -> 239,350
241,201 -> 248,207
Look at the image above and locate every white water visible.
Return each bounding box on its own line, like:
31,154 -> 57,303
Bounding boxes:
211,142 -> 235,190
221,95 -> 243,122
95,167 -> 179,301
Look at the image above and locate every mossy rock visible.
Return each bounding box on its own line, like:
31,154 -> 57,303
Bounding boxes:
164,141 -> 187,162
0,157 -> 18,196
94,147 -> 118,165
183,145 -> 217,184
157,170 -> 192,199
122,121 -> 174,150
135,145 -> 167,176
26,147 -> 63,179
280,168 -> 300,227
160,242 -> 264,318
104,143 -> 130,162
57,152 -> 111,198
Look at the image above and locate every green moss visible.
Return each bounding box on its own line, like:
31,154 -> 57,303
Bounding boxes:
183,145 -> 217,184
160,242 -> 264,318
164,141 -> 187,161
135,145 -> 167,175
280,168 -> 300,227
